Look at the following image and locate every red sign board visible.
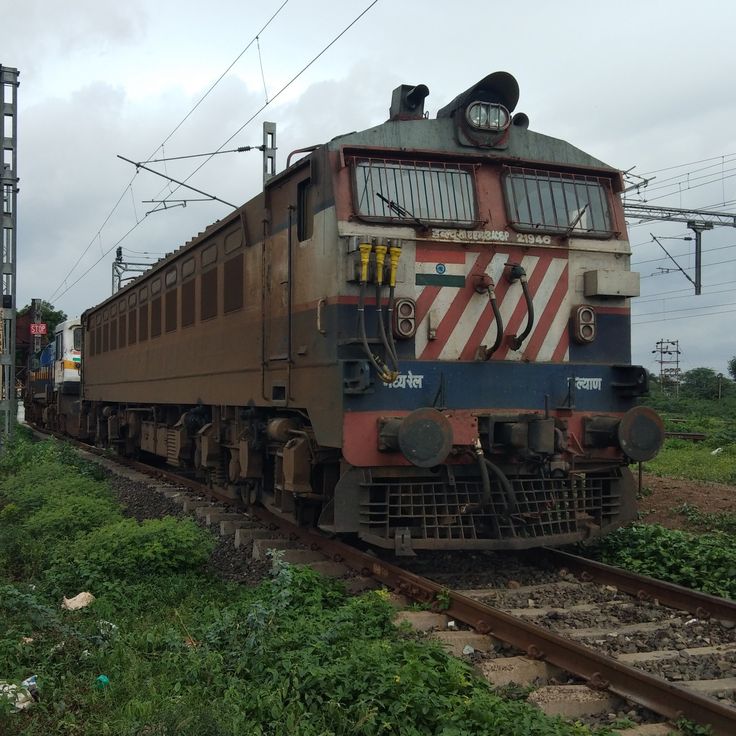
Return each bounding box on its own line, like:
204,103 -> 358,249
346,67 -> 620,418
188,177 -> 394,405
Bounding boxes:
30,323 -> 48,336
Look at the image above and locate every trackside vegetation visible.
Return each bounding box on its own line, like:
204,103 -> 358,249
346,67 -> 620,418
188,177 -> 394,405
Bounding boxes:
0,432 -> 614,736
642,393 -> 736,485
592,524 -> 736,600
579,393 -> 736,600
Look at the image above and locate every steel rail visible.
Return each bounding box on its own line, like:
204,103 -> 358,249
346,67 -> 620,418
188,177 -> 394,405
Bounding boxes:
27,427 -> 736,735
248,507 -> 736,736
542,548 -> 736,624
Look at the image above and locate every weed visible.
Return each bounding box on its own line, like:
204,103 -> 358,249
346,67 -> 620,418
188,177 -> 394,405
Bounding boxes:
435,587 -> 451,610
592,524 -> 736,599
673,503 -> 736,534
675,717 -> 714,736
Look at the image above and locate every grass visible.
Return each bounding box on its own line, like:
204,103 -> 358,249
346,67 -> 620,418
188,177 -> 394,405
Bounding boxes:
0,430 -> 615,736
639,395 -> 736,484
644,439 -> 736,485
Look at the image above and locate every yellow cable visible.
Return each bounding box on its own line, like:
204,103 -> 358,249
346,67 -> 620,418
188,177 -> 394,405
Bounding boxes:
359,241 -> 372,283
388,244 -> 402,288
374,243 -> 387,286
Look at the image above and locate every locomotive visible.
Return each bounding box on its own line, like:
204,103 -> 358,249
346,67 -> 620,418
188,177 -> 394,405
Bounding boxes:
26,319 -> 82,434
32,71 -> 664,554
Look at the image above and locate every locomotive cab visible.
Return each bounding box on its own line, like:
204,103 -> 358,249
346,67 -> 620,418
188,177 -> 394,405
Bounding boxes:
27,319 -> 82,435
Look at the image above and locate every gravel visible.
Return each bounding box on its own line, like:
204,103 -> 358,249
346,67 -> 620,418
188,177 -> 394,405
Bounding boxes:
399,550 -> 561,589
106,473 -> 187,521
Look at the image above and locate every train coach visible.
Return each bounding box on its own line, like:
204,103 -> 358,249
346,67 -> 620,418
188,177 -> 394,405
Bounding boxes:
67,71 -> 663,554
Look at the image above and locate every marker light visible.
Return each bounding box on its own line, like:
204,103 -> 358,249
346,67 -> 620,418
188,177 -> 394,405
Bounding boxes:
466,102 -> 510,132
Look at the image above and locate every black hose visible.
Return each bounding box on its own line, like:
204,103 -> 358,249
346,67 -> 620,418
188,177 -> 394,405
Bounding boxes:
474,450 -> 501,538
481,286 -> 504,359
483,457 -> 519,516
510,277 -> 534,350
358,280 -> 391,381
375,282 -> 398,373
477,450 -> 491,506
385,284 -> 399,366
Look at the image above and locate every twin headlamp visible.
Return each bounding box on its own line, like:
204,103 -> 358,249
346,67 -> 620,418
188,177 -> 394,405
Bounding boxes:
466,101 -> 510,132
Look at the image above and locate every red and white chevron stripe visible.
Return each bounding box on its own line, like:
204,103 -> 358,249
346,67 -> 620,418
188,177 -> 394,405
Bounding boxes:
415,246 -> 570,362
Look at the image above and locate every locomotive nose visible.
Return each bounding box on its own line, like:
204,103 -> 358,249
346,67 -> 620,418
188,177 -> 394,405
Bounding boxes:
397,408 -> 454,468
617,406 -> 664,462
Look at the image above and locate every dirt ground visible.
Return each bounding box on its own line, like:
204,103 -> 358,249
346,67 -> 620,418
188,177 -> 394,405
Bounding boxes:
638,472 -> 736,529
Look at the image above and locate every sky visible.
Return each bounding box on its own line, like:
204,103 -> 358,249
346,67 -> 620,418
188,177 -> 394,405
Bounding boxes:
3,0 -> 736,376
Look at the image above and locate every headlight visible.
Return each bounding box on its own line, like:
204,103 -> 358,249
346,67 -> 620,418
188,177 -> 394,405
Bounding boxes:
466,102 -> 510,132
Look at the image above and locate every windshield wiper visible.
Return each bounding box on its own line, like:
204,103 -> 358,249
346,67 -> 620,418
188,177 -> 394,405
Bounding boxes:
376,191 -> 428,229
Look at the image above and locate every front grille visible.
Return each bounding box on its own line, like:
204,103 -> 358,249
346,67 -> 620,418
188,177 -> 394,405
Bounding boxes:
358,466 -> 623,544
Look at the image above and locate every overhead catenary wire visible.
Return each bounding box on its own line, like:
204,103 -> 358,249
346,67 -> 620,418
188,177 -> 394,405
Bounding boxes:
626,169 -> 736,207
635,299 -> 736,318
256,35 -> 269,103
626,160 -> 736,198
633,306 -> 736,326
638,152 -> 736,177
141,146 -> 262,165
51,1 -> 380,303
148,0 -> 379,216
636,281 -> 736,303
49,0 -> 292,302
641,256 -> 736,278
631,241 -> 735,266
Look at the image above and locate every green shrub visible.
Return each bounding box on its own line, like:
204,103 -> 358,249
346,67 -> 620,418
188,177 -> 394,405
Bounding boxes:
51,517 -> 215,590
595,524 -> 736,599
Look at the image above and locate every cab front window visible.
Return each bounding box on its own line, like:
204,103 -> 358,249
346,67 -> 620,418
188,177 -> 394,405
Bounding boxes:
352,157 -> 478,227
503,166 -> 614,238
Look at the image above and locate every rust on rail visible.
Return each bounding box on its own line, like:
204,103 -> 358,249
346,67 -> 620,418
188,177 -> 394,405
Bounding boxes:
542,548 -> 736,624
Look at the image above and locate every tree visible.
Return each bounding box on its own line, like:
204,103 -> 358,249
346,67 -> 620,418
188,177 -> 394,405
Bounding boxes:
679,367 -> 723,400
728,356 -> 736,382
18,300 -> 67,337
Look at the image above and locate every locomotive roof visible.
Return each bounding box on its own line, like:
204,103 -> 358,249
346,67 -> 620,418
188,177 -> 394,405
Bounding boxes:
328,117 -> 617,175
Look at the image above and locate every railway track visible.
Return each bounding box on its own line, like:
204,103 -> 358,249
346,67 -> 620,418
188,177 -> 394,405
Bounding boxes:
29,425 -> 736,734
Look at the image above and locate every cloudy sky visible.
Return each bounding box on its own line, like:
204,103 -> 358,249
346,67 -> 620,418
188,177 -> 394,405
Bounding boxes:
4,0 -> 736,375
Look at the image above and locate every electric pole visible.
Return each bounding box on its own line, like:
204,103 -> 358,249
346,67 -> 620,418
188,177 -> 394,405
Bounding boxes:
652,339 -> 681,397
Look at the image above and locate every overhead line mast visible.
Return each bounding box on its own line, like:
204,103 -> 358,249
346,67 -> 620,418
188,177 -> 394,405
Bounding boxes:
0,65 -> 19,448
624,202 -> 736,295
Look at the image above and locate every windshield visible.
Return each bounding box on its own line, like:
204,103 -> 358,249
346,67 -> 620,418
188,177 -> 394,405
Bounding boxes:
353,158 -> 477,226
503,166 -> 614,237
